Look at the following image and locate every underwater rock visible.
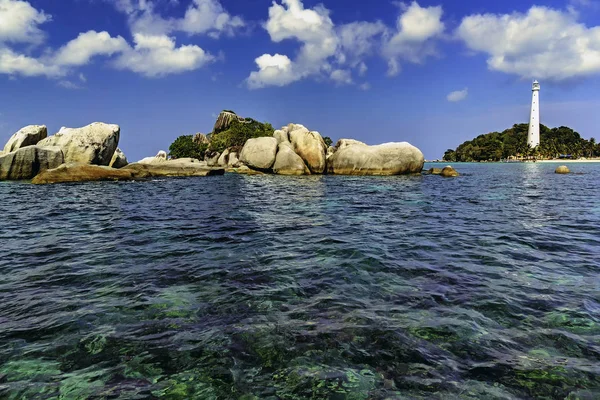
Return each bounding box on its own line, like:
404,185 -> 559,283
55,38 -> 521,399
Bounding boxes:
555,165 -> 570,174
440,166 -> 459,177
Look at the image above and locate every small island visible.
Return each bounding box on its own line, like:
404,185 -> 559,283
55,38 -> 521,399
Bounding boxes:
443,123 -> 599,162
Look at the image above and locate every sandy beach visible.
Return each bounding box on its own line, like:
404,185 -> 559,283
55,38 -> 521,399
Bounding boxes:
536,159 -> 600,163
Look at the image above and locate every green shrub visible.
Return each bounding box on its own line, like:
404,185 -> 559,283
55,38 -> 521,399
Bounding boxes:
168,135 -> 208,160
209,119 -> 274,153
323,136 -> 333,147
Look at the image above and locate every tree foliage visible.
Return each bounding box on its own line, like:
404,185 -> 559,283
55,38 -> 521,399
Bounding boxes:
168,135 -> 208,160
443,123 -> 600,162
323,136 -> 333,147
209,119 -> 274,153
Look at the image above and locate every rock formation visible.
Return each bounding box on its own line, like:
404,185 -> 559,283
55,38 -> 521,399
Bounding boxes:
288,124 -> 327,174
109,148 -> 128,168
193,133 -> 210,145
273,142 -> 310,175
425,167 -> 443,175
3,125 -> 47,153
218,148 -> 241,168
37,122 -> 119,166
555,165 -> 570,174
240,137 -> 278,170
138,150 -> 168,164
0,146 -> 64,180
32,162 -> 225,184
326,142 -> 424,175
440,166 -> 459,177
213,111 -> 248,134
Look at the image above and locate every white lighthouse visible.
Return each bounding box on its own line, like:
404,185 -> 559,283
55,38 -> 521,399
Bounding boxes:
528,80 -> 541,148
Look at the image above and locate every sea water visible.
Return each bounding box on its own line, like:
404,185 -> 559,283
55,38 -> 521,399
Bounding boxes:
0,163 -> 599,399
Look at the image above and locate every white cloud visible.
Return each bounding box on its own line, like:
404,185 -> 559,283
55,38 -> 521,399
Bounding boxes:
247,53 -> 296,88
359,82 -> 371,91
447,88 -> 468,102
0,0 -> 50,44
79,73 -> 86,82
113,33 -> 214,77
457,6 -> 600,80
382,2 -> 445,76
53,31 -> 129,66
0,47 -> 62,77
58,80 -> 83,90
248,0 -> 445,88
179,0 -> 245,37
330,69 -> 353,85
110,0 -> 244,37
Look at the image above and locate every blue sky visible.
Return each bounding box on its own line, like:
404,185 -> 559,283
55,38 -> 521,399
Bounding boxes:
1,0 -> 600,160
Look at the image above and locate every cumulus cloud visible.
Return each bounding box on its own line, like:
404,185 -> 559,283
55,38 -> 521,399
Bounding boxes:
447,88 -> 468,102
0,0 -> 50,44
0,0 -> 234,79
383,2 -> 445,76
53,31 -> 129,66
111,0 -> 245,37
113,33 -> 214,77
0,47 -> 62,77
457,6 -> 600,80
247,53 -> 296,89
247,0 -> 445,88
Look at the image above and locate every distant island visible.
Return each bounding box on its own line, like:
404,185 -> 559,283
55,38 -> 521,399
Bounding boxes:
443,124 -> 598,162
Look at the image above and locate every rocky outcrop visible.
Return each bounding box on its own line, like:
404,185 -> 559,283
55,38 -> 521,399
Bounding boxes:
123,162 -> 224,178
218,148 -> 241,168
36,122 -> 119,166
273,142 -> 310,175
555,165 -> 570,174
213,111 -> 247,134
425,167 -> 443,175
440,166 -> 459,177
240,137 -> 278,170
226,165 -> 265,175
0,145 -> 64,180
32,163 -> 133,184
333,139 -> 367,151
32,161 -> 225,184
205,151 -> 220,167
138,150 -> 168,164
193,133 -> 210,145
109,148 -> 128,168
288,124 -> 327,174
273,129 -> 290,144
3,125 -> 47,153
326,141 -> 424,175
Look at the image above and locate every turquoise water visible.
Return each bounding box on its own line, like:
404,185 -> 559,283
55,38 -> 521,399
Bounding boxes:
0,163 -> 599,399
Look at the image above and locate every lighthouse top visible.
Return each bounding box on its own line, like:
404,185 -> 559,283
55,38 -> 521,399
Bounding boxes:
532,80 -> 540,91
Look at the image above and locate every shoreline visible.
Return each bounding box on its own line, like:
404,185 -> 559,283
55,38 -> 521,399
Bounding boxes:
426,159 -> 600,164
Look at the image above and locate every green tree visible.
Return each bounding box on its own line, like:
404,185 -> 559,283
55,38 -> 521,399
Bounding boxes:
168,135 -> 208,160
209,119 -> 275,153
323,136 -> 333,147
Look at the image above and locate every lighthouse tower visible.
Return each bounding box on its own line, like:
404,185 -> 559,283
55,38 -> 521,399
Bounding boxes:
528,80 -> 541,148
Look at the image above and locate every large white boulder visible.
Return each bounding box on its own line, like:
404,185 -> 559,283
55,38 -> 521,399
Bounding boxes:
37,122 -> 119,166
240,137 -> 278,170
3,125 -> 48,153
326,141 -> 424,175
0,145 -> 64,180
273,142 -> 310,175
288,124 -> 327,174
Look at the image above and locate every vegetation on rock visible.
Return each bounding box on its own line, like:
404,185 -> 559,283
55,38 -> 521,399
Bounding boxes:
209,118 -> 274,154
443,123 -> 599,162
323,136 -> 333,147
168,135 -> 208,160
